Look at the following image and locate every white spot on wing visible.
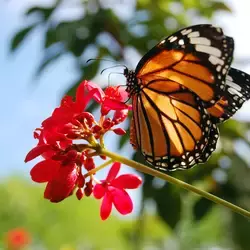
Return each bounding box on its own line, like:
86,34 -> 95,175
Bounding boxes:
169,36 -> 177,43
226,81 -> 242,91
228,87 -> 243,97
178,39 -> 184,45
216,65 -> 221,72
195,45 -> 222,57
222,68 -> 227,75
187,31 -> 200,38
159,40 -> 165,45
190,37 -> 211,45
181,29 -> 192,35
208,55 -> 224,65
226,75 -> 233,81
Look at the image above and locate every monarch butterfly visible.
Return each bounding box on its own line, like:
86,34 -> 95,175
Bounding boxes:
125,24 -> 250,171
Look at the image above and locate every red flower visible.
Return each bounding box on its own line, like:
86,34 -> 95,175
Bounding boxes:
30,159 -> 79,202
25,80 -> 135,209
42,80 -> 99,129
5,228 -> 31,250
93,162 -> 142,220
84,81 -> 131,115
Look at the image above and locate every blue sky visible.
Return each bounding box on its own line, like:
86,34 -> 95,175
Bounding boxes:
0,0 -> 78,176
1,0 -> 250,179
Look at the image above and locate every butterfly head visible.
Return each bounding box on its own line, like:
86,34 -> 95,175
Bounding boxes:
124,68 -> 140,96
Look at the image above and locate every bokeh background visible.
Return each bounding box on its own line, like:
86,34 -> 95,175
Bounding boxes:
1,0 -> 250,249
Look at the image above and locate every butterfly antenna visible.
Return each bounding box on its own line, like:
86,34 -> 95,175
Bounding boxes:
101,65 -> 127,75
86,58 -> 127,73
86,58 -> 118,64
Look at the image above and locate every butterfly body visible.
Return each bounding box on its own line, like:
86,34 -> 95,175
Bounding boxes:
125,24 -> 250,171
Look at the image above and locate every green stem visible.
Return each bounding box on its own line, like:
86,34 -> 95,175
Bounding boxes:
100,148 -> 250,219
84,159 -> 113,178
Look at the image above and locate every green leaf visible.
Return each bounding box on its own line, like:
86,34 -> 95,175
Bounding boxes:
25,6 -> 54,21
211,2 -> 231,12
193,197 -> 214,221
232,213 -> 250,250
65,62 -> 100,97
44,28 -> 60,49
220,119 -> 247,139
82,61 -> 100,80
10,24 -> 37,52
155,184 -> 181,229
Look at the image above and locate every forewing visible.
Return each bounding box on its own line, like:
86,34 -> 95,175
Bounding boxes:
135,24 -> 234,107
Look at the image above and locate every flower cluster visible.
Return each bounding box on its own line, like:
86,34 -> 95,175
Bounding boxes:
25,80 -> 142,220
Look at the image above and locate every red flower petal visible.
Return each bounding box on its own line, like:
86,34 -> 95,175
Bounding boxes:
101,105 -> 111,115
84,81 -> 105,102
117,86 -> 129,101
82,88 -> 104,109
44,164 -> 77,202
112,174 -> 142,189
112,109 -> 129,124
111,188 -> 133,215
30,159 -> 60,183
103,99 -> 130,111
93,183 -> 106,199
100,192 -> 113,220
106,162 -> 120,182
25,144 -> 52,162
76,80 -> 87,110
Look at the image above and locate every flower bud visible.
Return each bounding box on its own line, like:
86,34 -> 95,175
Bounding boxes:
84,157 -> 95,171
77,173 -> 85,188
100,155 -> 106,160
84,181 -> 93,196
102,118 -> 113,130
92,125 -> 102,133
113,128 -> 126,135
76,188 -> 84,200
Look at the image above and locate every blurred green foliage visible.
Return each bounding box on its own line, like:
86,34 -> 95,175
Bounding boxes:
9,0 -> 250,249
0,177 -> 239,249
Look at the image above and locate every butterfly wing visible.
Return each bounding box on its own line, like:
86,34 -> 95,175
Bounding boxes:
135,24 -> 234,107
131,86 -> 218,171
207,67 -> 250,123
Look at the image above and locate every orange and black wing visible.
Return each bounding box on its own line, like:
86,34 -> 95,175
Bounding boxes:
131,87 -> 219,171
207,67 -> 250,123
135,24 -> 234,107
